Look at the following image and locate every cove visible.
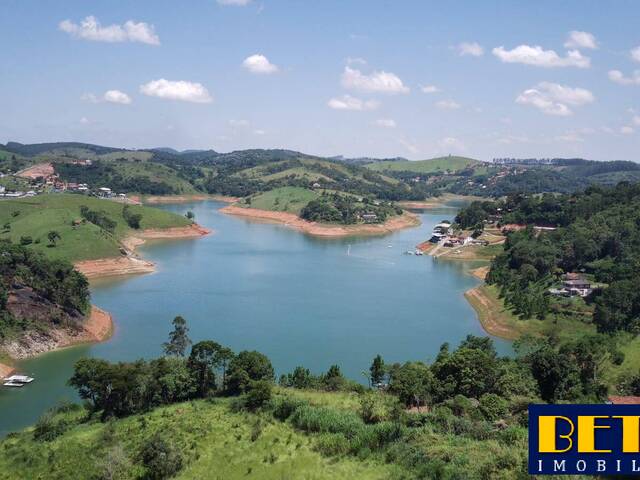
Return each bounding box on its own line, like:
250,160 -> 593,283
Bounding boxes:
0,200 -> 510,437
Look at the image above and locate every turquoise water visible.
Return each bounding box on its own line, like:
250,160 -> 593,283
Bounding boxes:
0,201 -> 510,436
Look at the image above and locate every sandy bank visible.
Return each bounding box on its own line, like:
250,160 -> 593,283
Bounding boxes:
143,194 -> 238,204
1,305 -> 114,360
221,205 -> 420,237
469,266 -> 489,281
75,256 -> 156,279
464,286 -> 521,340
74,224 -> 210,279
0,362 -> 15,379
397,194 -> 482,210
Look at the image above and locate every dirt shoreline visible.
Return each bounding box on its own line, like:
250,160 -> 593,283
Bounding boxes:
464,286 -> 520,340
397,194 -> 483,210
74,223 -> 211,279
0,305 -> 113,375
220,205 -> 420,237
0,362 -> 15,379
142,194 -> 238,204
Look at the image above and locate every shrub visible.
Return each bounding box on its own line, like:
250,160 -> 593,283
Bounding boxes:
290,405 -> 364,439
479,393 -> 509,421
359,391 -> 396,424
245,380 -> 272,411
33,412 -> 68,442
19,236 -> 32,245
315,433 -> 351,456
139,434 -> 183,480
268,396 -> 309,421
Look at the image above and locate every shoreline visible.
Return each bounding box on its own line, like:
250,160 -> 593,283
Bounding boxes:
220,205 -> 420,237
141,194 -> 239,205
0,305 -> 113,377
74,223 -> 211,279
397,194 -> 483,210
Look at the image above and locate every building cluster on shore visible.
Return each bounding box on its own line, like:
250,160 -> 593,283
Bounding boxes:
1,161 -> 127,201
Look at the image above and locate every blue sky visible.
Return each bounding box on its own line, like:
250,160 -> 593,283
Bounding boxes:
1,1 -> 639,160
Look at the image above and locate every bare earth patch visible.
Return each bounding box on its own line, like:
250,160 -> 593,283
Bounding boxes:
143,194 -> 238,204
220,205 -> 420,237
15,162 -> 54,179
0,362 -> 15,379
1,305 -> 113,360
464,286 -> 520,340
74,224 -> 210,279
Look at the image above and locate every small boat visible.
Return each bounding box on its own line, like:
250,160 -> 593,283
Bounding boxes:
5,375 -> 34,384
2,380 -> 24,388
414,250 -> 424,256
404,250 -> 414,255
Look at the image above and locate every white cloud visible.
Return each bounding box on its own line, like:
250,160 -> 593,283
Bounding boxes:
346,57 -> 367,65
327,95 -> 379,111
621,126 -> 635,135
631,46 -> 640,63
59,16 -> 159,45
79,117 -> 90,125
103,90 -> 132,104
253,129 -> 266,135
341,66 -> 409,94
398,138 -> 419,154
609,69 -> 640,85
435,99 -> 461,110
81,93 -> 99,104
564,31 -> 598,50
516,81 -> 594,116
492,45 -> 590,68
633,115 -> 640,126
217,0 -> 251,4
421,85 -> 440,94
555,132 -> 585,143
140,79 -> 213,103
242,54 -> 279,74
374,118 -> 396,128
229,119 -> 250,128
82,90 -> 132,105
439,137 -> 465,151
457,42 -> 484,57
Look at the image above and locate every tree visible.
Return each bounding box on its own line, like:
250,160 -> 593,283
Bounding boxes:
227,350 -> 274,394
187,341 -> 221,397
185,211 -> 195,221
245,380 -> 272,410
216,346 -> 235,389
388,361 -> 434,408
162,316 -> 191,357
47,230 -> 61,246
370,354 -> 385,386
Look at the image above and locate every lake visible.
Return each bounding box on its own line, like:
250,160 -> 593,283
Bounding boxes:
0,200 -> 510,436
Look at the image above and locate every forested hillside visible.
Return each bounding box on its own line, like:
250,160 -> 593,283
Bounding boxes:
0,241 -> 90,343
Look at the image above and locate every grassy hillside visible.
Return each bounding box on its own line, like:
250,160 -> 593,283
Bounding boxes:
0,194 -> 190,262
366,156 -> 482,174
0,385 -> 531,480
245,186 -> 320,214
0,396 -> 403,480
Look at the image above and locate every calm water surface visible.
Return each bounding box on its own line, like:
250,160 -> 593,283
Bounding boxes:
0,200 -> 510,436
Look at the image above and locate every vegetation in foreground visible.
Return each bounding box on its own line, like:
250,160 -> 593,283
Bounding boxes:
0,194 -> 190,262
0,311 -> 619,480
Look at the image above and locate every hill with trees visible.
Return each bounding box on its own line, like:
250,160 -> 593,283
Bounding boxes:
2,311 -> 613,479
0,194 -> 191,262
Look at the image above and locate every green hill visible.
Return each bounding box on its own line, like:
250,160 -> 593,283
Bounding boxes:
365,156 -> 482,174
0,194 -> 190,262
0,386 -> 526,480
